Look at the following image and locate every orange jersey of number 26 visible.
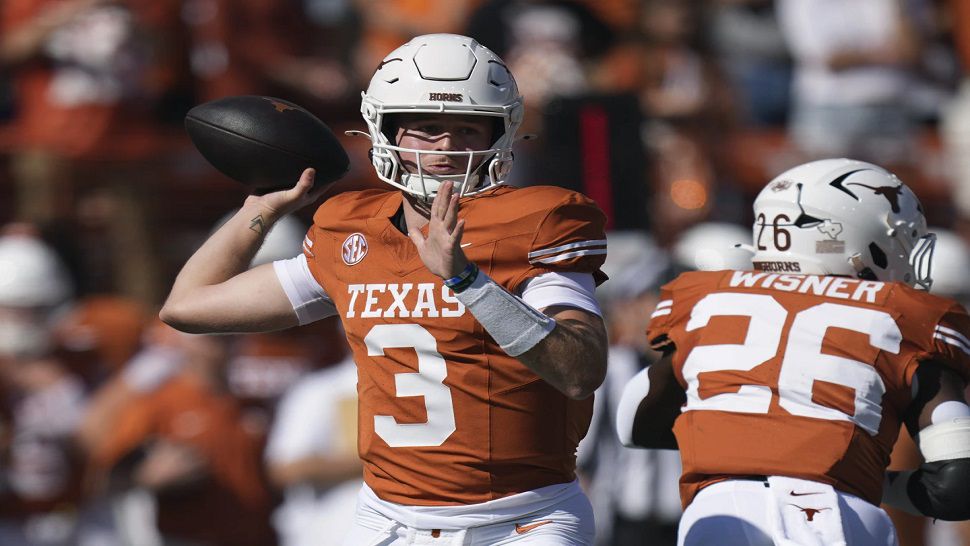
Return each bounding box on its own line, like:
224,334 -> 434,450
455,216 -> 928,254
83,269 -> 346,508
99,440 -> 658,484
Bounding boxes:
647,270 -> 970,508
303,185 -> 607,506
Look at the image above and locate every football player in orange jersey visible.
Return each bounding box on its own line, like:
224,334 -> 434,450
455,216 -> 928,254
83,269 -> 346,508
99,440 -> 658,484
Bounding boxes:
161,34 -> 609,544
617,158 -> 970,545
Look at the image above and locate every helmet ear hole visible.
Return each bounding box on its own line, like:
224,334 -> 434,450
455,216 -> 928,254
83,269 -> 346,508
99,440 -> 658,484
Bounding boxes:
869,243 -> 888,269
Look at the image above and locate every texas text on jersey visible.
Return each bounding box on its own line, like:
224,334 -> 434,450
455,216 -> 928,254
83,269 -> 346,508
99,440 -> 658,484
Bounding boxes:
303,184 -> 607,505
647,269 -> 970,507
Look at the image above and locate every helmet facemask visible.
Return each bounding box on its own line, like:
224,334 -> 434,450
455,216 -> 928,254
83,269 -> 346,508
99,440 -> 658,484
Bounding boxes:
364,107 -> 517,201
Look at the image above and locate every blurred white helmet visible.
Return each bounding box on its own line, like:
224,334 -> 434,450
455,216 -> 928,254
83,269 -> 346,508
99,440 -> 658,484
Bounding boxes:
358,33 -> 524,201
598,231 -> 670,303
673,222 -> 754,272
928,228 -> 970,298
752,159 -> 934,289
0,235 -> 73,360
0,235 -> 72,308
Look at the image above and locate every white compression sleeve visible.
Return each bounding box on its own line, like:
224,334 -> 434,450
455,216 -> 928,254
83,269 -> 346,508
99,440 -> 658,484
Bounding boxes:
520,271 -> 601,316
453,271 -> 556,357
273,255 -> 337,324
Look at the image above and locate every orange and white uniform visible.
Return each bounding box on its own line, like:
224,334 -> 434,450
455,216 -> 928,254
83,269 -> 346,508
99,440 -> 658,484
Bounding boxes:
647,270 -> 970,509
289,184 -> 606,509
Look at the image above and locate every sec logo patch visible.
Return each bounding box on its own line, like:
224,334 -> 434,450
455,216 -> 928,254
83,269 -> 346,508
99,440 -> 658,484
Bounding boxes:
342,233 -> 368,265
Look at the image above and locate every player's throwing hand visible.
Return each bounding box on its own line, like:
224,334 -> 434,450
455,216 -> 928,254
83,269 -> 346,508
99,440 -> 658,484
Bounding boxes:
243,168 -> 327,221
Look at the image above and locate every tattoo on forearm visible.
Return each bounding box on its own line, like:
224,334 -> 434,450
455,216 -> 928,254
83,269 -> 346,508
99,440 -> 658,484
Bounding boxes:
249,215 -> 266,235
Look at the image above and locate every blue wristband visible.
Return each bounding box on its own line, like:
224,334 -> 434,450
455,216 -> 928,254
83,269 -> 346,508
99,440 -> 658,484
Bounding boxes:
444,262 -> 479,293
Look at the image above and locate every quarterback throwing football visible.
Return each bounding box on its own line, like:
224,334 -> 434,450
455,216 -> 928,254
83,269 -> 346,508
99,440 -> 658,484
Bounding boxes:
161,34 -> 608,544
618,159 -> 970,545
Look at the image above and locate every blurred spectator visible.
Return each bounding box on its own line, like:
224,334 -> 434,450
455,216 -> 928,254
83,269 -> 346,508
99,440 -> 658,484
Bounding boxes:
181,0 -> 357,116
54,295 -> 148,389
707,0 -> 792,127
467,0 -> 614,135
77,320 -> 182,457
353,0 -> 477,88
466,0 -> 633,231
0,0 -> 187,305
573,0 -> 639,36
634,0 -> 724,124
942,0 -> 970,232
581,231 -> 680,546
89,327 -> 277,546
777,0 -> 923,167
596,0 -> 735,242
0,233 -> 108,545
264,353 -> 360,546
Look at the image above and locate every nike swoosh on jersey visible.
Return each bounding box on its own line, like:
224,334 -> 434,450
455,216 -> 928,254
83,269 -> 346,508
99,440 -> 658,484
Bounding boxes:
514,520 -> 554,535
460,243 -> 473,248
789,491 -> 824,497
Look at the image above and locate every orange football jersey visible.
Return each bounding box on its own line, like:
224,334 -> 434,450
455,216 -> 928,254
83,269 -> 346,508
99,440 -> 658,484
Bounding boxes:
647,270 -> 970,507
303,185 -> 607,506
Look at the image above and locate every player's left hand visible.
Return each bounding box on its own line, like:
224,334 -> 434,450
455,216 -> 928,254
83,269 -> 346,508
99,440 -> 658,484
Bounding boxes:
406,181 -> 469,279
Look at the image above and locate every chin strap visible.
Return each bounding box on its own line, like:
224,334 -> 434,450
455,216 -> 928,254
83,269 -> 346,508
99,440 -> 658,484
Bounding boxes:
849,254 -> 879,281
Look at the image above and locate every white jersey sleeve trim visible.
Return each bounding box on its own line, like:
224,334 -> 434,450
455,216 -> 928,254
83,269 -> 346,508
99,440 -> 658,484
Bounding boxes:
652,300 -> 673,318
520,271 -> 601,316
528,239 -> 608,264
934,325 -> 970,356
273,255 -> 337,324
528,239 -> 608,258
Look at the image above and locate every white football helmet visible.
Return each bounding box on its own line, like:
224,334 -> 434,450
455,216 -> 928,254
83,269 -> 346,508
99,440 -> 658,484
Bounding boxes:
673,222 -> 754,272
598,231 -> 670,303
0,235 -> 73,308
752,159 -> 935,288
0,235 -> 73,359
357,33 -> 524,200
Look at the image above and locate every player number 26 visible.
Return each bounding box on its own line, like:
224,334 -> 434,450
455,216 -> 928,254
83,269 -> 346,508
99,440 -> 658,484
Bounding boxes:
682,293 -> 901,435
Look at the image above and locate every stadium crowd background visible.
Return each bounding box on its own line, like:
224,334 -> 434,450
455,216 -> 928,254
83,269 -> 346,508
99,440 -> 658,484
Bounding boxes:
1,0 -> 970,545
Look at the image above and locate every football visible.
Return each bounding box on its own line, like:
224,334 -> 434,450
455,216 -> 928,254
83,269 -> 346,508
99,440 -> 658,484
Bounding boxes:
184,95 -> 350,194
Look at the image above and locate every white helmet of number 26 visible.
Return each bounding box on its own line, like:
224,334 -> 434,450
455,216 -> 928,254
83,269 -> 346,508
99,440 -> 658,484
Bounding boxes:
356,33 -> 524,201
751,158 -> 935,289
